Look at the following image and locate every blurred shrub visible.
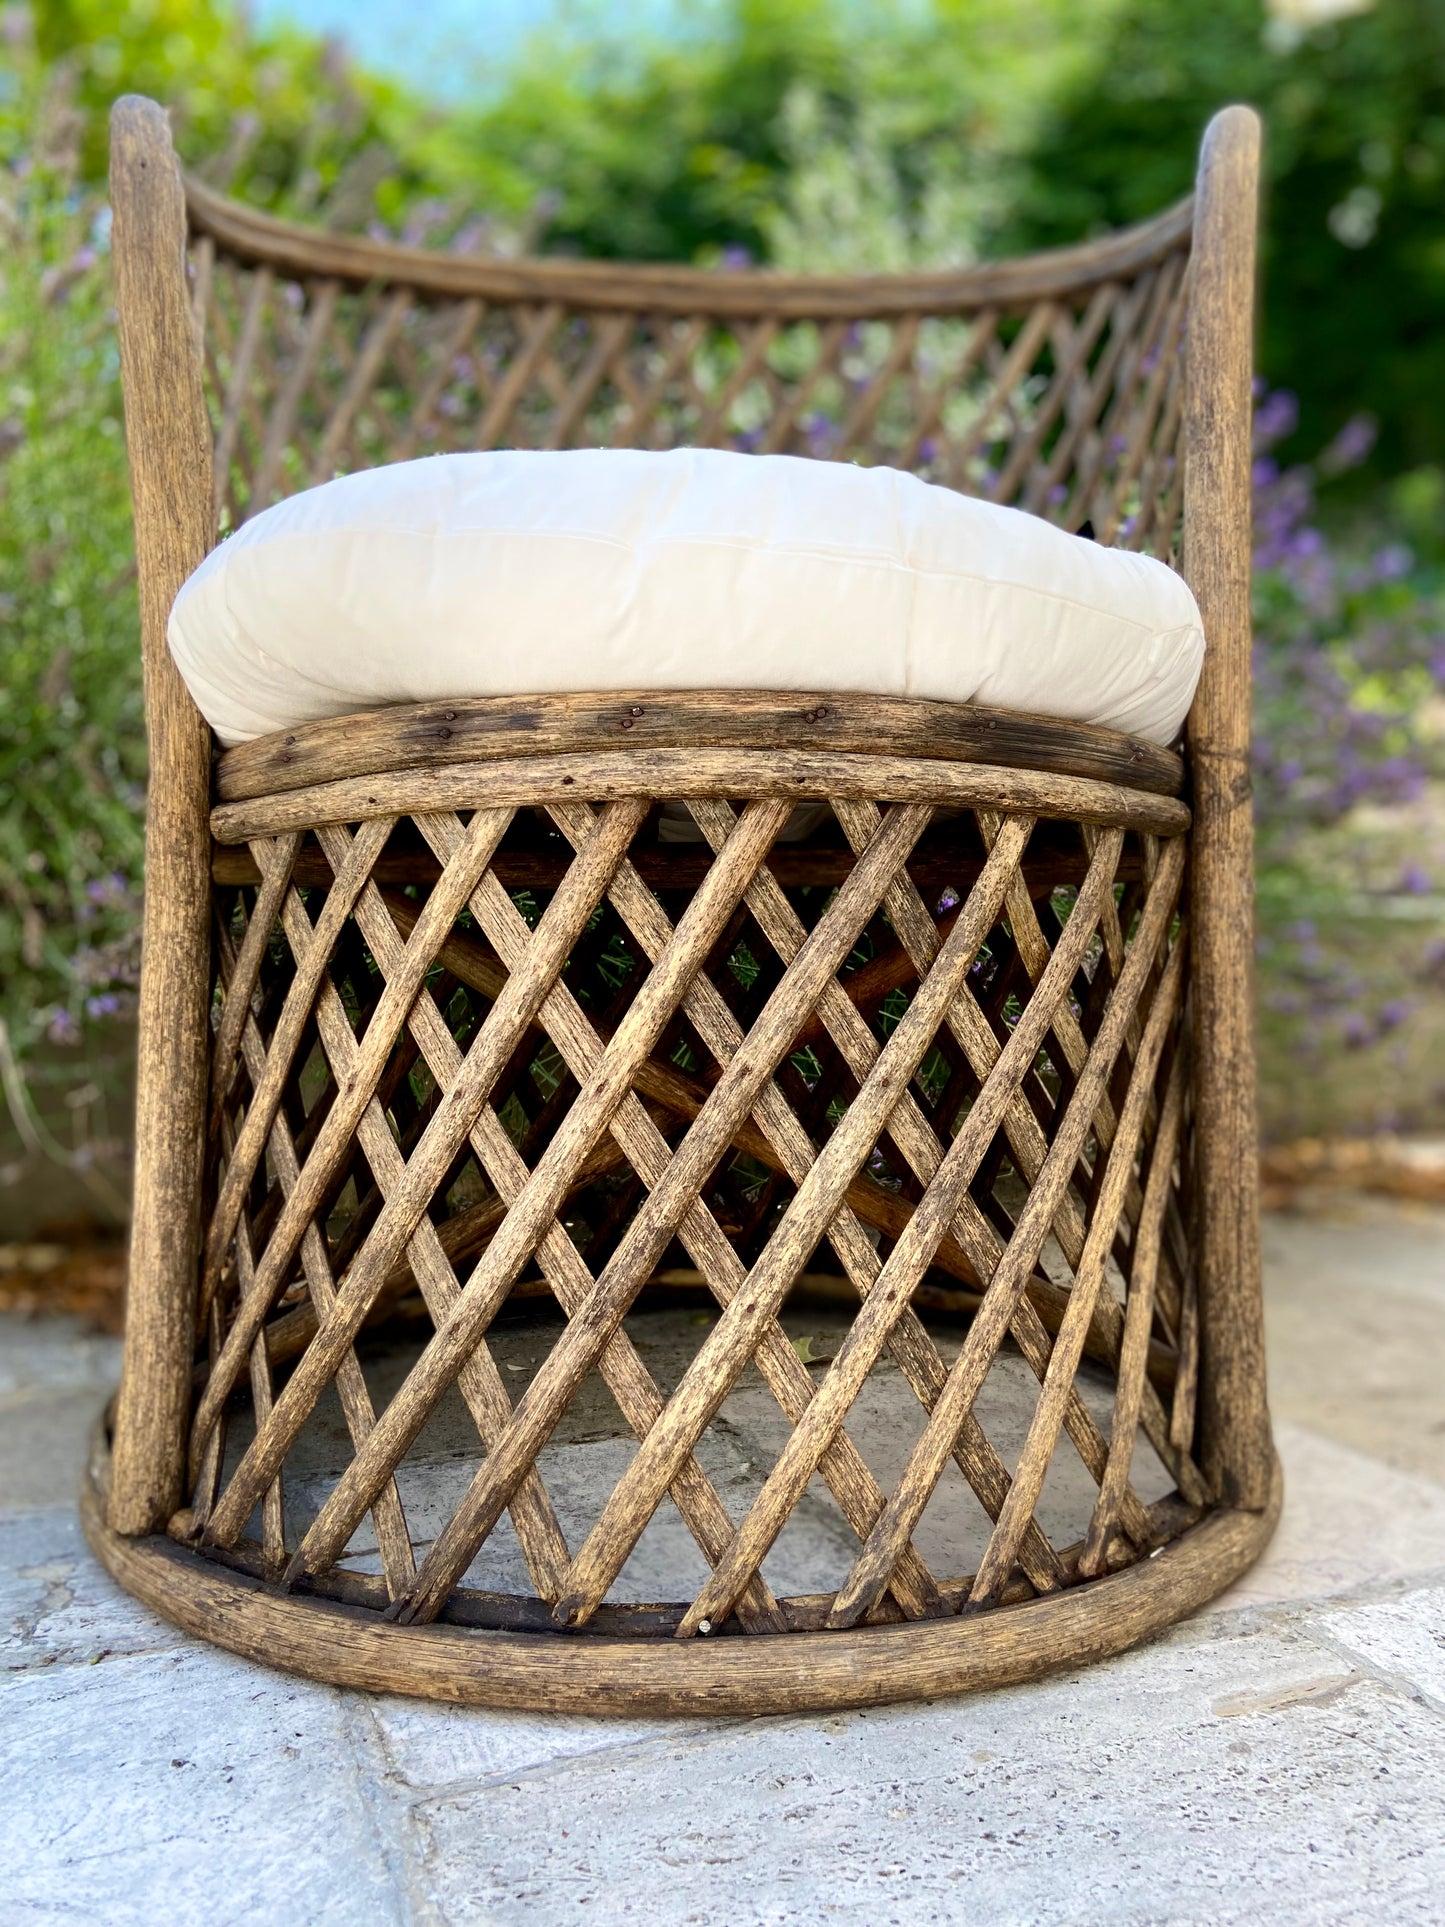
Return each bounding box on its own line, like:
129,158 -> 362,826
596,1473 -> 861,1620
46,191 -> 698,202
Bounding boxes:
0,45 -> 143,1059
1008,0 -> 1445,481
1250,390 -> 1445,1134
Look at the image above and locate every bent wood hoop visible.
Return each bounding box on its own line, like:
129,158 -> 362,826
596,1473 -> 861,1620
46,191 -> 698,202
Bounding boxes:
82,1440 -> 1282,1717
102,93 -> 1275,1714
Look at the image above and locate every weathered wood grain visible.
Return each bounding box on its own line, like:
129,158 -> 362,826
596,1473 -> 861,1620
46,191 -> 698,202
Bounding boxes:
210,749 -> 1192,846
1183,105 -> 1273,1509
83,1446 -> 1281,1717
214,690 -> 1185,806
107,99 -> 218,1535
185,168 -> 1193,316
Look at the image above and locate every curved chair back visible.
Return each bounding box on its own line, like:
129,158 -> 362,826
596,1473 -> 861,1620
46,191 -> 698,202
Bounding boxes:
186,172 -> 1194,562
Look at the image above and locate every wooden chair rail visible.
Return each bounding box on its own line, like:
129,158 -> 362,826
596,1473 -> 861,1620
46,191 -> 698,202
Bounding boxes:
184,168 -> 1196,317
214,689 -> 1186,806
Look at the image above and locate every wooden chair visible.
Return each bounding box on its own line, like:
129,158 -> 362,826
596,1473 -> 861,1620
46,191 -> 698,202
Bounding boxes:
85,94 -> 1278,1715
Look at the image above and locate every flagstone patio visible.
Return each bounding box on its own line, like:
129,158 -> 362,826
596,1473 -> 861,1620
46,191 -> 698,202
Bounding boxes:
4,1194 -> 1443,1925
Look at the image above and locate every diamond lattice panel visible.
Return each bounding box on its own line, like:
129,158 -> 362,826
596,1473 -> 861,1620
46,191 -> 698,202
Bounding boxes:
189,791 -> 1205,1637
192,245 -> 1191,561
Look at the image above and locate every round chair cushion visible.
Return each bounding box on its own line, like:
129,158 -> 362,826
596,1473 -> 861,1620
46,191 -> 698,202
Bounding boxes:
168,448 -> 1205,750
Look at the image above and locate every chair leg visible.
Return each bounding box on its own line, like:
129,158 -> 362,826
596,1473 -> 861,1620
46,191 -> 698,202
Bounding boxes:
106,98 -> 218,1534
1184,105 -> 1273,1510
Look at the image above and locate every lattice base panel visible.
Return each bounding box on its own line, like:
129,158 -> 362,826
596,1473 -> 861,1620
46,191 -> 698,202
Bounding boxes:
102,755 -> 1280,1710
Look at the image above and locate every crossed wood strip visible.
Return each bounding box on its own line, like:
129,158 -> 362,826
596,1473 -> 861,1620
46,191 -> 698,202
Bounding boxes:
538,799 -> 1062,1600
209,917 -> 416,1594
553,823 -> 1152,1635
196,793 -> 1194,1630
281,802 -> 938,1621
409,809 -> 951,1621
203,797 -> 792,1559
197,242 -> 1193,562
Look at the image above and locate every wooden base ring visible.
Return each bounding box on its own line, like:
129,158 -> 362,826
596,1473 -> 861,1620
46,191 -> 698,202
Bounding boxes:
83,1430 -> 1280,1718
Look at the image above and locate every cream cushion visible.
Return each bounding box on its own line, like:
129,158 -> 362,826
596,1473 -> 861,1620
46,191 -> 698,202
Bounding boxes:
168,448 -> 1205,750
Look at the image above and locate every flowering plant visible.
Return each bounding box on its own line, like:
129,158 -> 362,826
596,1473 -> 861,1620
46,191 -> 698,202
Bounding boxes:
1250,387 -> 1445,1132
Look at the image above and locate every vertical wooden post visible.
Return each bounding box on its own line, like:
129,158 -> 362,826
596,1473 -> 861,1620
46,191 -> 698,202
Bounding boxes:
1183,105 -> 1273,1511
107,98 -> 217,1534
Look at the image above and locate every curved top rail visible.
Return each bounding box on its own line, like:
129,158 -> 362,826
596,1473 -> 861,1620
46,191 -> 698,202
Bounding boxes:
183,173 -> 1195,319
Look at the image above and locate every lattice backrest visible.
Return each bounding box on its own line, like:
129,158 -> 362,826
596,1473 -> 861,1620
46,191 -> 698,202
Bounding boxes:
185,178 -> 1195,564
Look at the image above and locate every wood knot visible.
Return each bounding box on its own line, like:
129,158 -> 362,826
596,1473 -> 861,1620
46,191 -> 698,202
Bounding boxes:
629,705 -> 644,716
806,705 -> 829,723
620,716 -> 635,730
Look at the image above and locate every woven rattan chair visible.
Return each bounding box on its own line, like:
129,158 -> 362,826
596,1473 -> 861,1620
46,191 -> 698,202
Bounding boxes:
85,94 -> 1278,1716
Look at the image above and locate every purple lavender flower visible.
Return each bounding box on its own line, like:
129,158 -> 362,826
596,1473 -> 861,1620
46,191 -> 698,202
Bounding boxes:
1372,543 -> 1413,582
45,1009 -> 79,1046
1318,413 -> 1377,476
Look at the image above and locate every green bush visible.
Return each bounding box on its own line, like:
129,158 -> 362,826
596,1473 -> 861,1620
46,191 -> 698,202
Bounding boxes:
0,50 -> 143,1059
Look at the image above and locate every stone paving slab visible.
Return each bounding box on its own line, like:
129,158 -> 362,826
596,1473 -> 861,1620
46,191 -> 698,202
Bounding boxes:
396,1618 -> 1445,1927
1,1201 -> 1442,1925
4,1648 -> 402,1926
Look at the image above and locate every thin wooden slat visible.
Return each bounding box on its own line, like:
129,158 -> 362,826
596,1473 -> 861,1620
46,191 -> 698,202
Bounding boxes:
206,831 -> 301,1145
248,278 -> 339,513
1023,274 -> 1152,519
990,283 -> 1117,507
212,922 -> 417,1598
538,803 -> 1024,1607
942,302 -> 1057,487
473,301 -> 563,450
630,817 -> 1063,1638
189,805 -> 516,1476
541,311 -> 635,450
199,814 -> 395,1318
654,800 -> 1066,1596
966,929 -> 1188,1605
332,816 -> 786,1632
202,799 -> 651,1549
757,317 -> 848,455
273,797 -> 798,1591
210,263 -> 273,516
832,799 -> 1202,1505
392,296 -> 484,462
267,835 -> 576,1604
892,310 -> 999,474
671,828 -> 1130,1637
308,284 -> 411,484
833,314 -> 919,457
356,802 -> 933,1624
1080,1040 -> 1189,1576
823,834 -> 1183,1629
